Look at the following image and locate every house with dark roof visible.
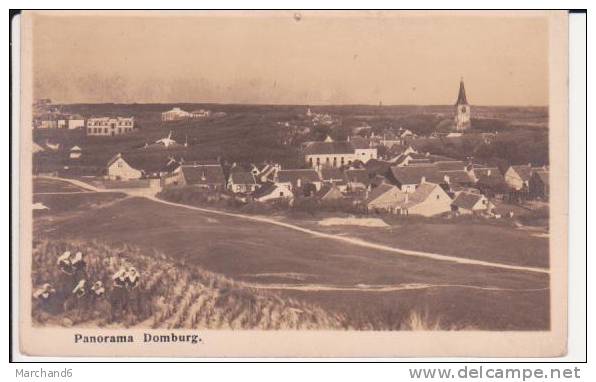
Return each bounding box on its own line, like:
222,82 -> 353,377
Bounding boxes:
177,163 -> 226,190
451,192 -> 493,215
315,184 -> 344,201
504,164 -> 533,190
276,169 -> 322,191
228,171 -> 259,194
345,169 -> 370,191
529,169 -> 549,199
387,165 -> 444,192
252,182 -> 293,202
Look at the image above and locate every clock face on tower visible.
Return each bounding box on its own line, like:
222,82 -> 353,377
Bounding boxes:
461,106 -> 467,113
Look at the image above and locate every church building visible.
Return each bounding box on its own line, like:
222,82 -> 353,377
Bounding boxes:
454,78 -> 471,131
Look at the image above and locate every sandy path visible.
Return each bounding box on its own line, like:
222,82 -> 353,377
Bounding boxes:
242,282 -> 550,293
39,176 -> 550,275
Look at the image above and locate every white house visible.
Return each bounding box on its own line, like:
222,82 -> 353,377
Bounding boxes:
303,136 -> 377,169
68,118 -> 85,130
504,164 -> 533,190
87,117 -> 134,136
252,182 -> 293,202
161,107 -> 190,121
107,153 -> 143,180
69,145 -> 82,159
451,192 -> 494,215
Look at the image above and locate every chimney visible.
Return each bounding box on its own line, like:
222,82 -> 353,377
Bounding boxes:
420,176 -> 426,184
443,175 -> 450,184
296,178 -> 302,188
487,169 -> 492,176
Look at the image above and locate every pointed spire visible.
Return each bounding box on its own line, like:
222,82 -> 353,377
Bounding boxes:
455,77 -> 468,105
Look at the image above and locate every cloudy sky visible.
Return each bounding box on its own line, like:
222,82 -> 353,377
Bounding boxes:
30,11 -> 549,105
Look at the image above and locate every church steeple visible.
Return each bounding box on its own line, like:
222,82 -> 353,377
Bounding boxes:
454,77 -> 471,131
455,77 -> 468,105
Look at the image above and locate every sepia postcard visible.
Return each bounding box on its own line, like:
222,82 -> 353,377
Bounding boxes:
15,10 -> 569,358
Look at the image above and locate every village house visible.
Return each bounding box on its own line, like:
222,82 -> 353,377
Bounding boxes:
451,192 -> 494,215
252,182 -> 293,202
529,168 -> 549,199
69,145 -> 82,159
251,163 -> 281,183
345,168 -> 370,191
504,164 -> 534,190
87,117 -> 134,136
387,165 -> 443,193
228,171 -> 259,194
107,153 -> 180,181
366,182 -> 451,216
176,163 -> 226,190
276,169 -> 322,193
161,107 -> 190,121
315,184 -> 344,201
303,136 -> 377,169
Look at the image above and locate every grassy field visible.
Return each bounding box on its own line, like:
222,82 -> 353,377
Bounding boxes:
32,239 -> 345,329
284,218 -> 549,269
33,179 -> 550,330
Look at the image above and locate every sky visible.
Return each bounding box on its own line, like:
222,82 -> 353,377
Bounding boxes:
30,11 -> 550,106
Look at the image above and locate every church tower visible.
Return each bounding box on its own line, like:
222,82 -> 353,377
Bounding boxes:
454,78 -> 471,131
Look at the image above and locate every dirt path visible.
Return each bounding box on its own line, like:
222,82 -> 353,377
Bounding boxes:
39,176 -> 550,275
242,282 -> 549,293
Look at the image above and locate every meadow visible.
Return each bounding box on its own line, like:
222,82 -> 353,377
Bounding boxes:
33,181 -> 550,330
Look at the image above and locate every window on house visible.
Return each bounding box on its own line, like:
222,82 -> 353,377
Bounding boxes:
280,191 -> 284,197
436,195 -> 440,200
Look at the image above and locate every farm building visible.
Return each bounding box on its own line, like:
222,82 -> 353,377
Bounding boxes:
451,192 -> 494,215
504,164 -> 533,190
387,165 -> 443,193
252,182 -> 293,202
276,169 -> 322,191
315,184 -> 344,201
366,182 -> 451,216
107,153 -> 181,181
177,164 -> 226,190
345,169 -> 370,191
228,171 -> 259,194
67,116 -> 85,130
87,117 -> 134,136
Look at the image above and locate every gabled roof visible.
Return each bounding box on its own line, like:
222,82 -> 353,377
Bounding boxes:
180,164 -> 226,185
533,170 -> 549,186
277,169 -> 321,186
315,184 -> 343,199
441,170 -> 473,184
320,168 -> 346,181
108,152 -> 182,174
510,164 -> 533,181
404,183 -> 443,207
455,78 -> 469,105
230,171 -> 256,185
452,192 -> 484,210
365,159 -> 392,176
389,165 -> 443,185
345,169 -> 370,185
435,161 -> 467,172
303,141 -> 355,155
365,183 -> 401,204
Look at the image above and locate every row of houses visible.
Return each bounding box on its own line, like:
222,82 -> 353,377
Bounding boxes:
34,114 -> 136,137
